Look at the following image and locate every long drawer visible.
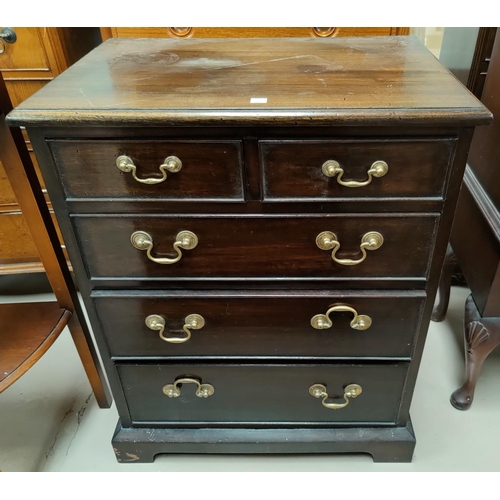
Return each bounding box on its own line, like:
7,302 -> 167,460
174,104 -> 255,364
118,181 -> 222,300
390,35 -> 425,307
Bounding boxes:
117,362 -> 409,425
260,138 -> 456,201
48,139 -> 244,201
93,290 -> 425,358
72,214 -> 438,279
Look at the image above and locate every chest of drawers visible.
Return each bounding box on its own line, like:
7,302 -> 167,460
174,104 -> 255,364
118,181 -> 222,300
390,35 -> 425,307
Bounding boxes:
8,37 -> 491,463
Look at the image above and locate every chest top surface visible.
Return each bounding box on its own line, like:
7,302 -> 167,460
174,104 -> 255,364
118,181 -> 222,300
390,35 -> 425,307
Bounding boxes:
7,36 -> 491,127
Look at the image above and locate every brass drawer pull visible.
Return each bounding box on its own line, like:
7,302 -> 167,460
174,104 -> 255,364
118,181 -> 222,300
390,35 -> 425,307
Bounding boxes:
145,313 -> 205,343
322,160 -> 388,187
131,230 -> 198,265
163,376 -> 214,398
311,305 -> 372,331
116,155 -> 182,185
309,383 -> 362,410
316,231 -> 383,266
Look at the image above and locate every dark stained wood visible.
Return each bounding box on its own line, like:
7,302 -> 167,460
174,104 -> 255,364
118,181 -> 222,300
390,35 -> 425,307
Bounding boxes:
112,422 -> 416,463
0,302 -> 71,392
443,31 -> 500,411
393,127 -> 477,424
48,139 -> 244,201
73,214 -> 438,280
7,37 -> 491,128
92,290 -> 425,359
450,294 -> 500,410
451,168 -> 500,316
261,138 -> 456,201
467,28 -> 498,99
431,244 -> 457,322
466,34 -> 500,212
117,362 -> 408,424
10,37 -> 491,462
55,28 -> 103,69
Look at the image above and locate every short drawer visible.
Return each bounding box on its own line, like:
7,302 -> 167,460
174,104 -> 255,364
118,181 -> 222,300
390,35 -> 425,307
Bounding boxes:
260,138 -> 456,201
117,363 -> 408,424
93,290 -> 425,358
73,214 -> 438,279
48,139 -> 244,201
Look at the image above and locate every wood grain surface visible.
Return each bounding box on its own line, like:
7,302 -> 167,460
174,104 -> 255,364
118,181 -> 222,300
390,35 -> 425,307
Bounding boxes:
49,139 -> 244,201
72,214 -> 438,279
261,138 -> 456,201
117,362 -> 409,424
92,290 -> 424,359
7,37 -> 491,127
0,302 -> 71,392
108,27 -> 403,40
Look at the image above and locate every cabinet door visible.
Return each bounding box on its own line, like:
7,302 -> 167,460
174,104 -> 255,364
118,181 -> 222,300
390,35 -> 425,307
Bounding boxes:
0,27 -> 51,71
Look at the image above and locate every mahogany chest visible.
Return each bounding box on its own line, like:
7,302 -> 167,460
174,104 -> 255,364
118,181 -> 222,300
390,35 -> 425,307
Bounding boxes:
7,37 -> 491,463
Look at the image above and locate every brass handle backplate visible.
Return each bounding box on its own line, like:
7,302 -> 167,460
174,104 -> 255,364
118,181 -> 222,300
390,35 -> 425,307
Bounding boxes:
312,27 -> 337,37
309,383 -> 362,409
316,231 -> 383,266
322,160 -> 388,187
311,305 -> 372,331
116,155 -> 182,185
163,376 -> 214,398
145,313 -> 205,343
167,27 -> 193,37
131,230 -> 198,265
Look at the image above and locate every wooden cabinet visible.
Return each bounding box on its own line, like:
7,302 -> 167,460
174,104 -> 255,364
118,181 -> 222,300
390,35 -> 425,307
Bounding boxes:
8,37 -> 490,463
101,27 -> 409,40
0,27 -> 100,274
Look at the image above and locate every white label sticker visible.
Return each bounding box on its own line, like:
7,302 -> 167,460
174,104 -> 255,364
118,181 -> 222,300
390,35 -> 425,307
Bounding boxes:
250,97 -> 268,104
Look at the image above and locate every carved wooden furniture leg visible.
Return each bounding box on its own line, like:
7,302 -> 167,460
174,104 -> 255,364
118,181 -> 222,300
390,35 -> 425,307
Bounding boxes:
432,244 -> 457,322
450,294 -> 500,410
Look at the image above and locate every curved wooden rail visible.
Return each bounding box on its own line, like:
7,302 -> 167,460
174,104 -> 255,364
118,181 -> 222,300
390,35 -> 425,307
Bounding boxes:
0,302 -> 72,393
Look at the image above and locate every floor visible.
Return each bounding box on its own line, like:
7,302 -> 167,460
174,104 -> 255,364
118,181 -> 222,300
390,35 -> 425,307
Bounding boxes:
1,285 -> 499,472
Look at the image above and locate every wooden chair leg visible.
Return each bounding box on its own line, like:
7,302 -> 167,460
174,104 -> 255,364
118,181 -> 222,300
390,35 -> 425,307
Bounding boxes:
0,77 -> 112,409
432,244 -> 457,322
450,294 -> 500,410
67,314 -> 112,408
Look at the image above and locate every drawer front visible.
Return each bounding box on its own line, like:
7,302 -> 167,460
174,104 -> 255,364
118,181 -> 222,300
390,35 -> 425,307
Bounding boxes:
48,140 -> 244,201
118,363 -> 408,424
261,139 -> 456,201
73,214 -> 437,279
93,291 -> 425,358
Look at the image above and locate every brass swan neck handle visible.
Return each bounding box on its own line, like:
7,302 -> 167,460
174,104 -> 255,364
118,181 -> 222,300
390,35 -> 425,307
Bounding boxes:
116,155 -> 182,185
309,383 -> 362,410
322,160 -> 388,187
316,231 -> 383,266
145,313 -> 205,343
163,376 -> 214,398
131,230 -> 198,265
311,304 -> 372,331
